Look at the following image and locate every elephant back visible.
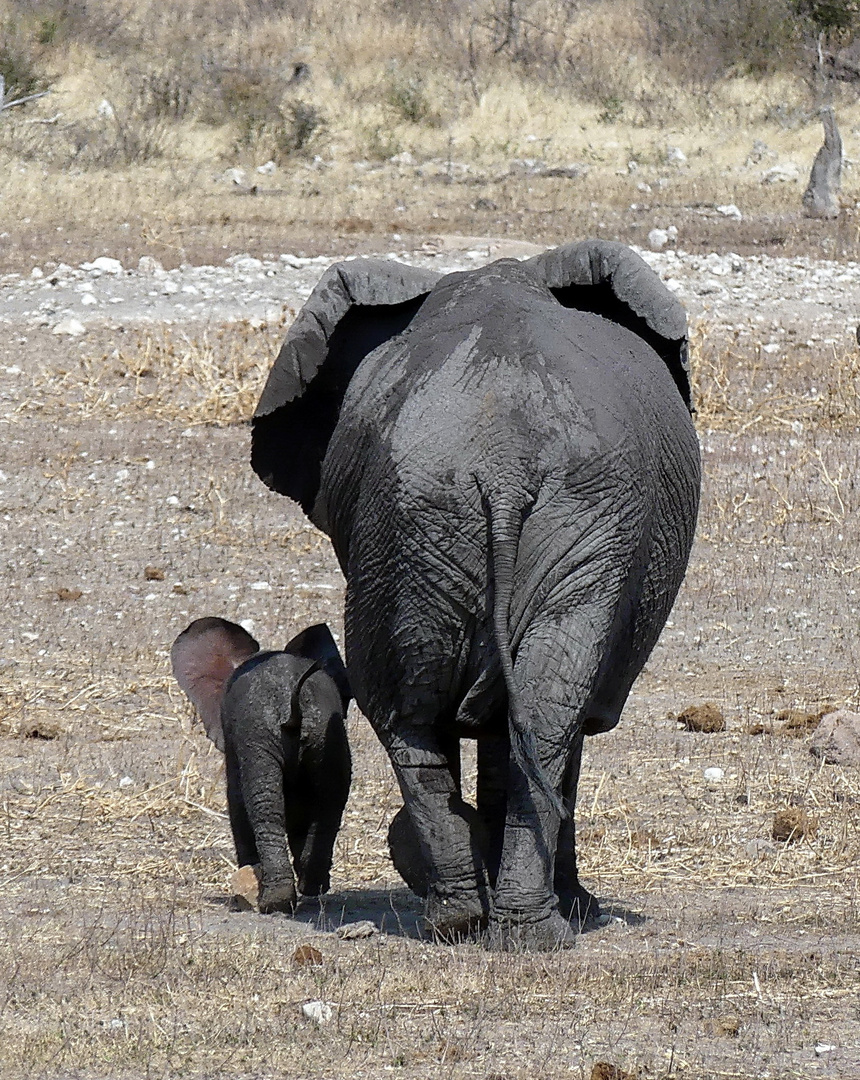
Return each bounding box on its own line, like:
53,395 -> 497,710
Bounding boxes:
527,240 -> 692,411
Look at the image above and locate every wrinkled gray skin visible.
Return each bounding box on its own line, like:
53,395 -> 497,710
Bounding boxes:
171,618 -> 351,913
252,241 -> 701,949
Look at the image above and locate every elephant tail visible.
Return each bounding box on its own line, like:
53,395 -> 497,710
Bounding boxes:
485,495 -> 568,820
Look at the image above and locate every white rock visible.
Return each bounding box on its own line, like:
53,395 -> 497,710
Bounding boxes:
302,1000 -> 333,1024
31,267 -> 43,279
335,920 -> 378,940
703,767 -> 725,784
52,318 -> 87,336
716,204 -> 743,220
80,293 -> 98,306
97,99 -> 115,119
227,255 -> 263,271
256,160 -> 277,174
89,256 -> 123,275
815,1044 -> 837,1055
667,146 -> 687,165
118,776 -> 133,789
249,581 -> 272,592
162,279 -> 180,295
137,255 -> 165,276
224,167 -> 247,185
648,229 -> 670,251
762,163 -> 801,184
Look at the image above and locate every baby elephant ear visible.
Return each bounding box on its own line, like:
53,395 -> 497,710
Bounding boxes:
252,258 -> 440,520
284,623 -> 351,714
529,240 -> 693,411
170,617 -> 260,750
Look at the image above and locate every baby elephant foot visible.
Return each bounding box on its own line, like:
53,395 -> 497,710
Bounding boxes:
258,879 -> 297,914
488,909 -> 578,952
424,884 -> 489,941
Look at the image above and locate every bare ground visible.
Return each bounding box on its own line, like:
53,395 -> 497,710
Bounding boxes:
1,243 -> 859,1079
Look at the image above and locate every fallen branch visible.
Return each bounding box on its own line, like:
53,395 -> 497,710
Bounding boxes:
0,74 -> 52,113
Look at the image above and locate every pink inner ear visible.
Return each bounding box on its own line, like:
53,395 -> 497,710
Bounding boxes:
171,620 -> 259,749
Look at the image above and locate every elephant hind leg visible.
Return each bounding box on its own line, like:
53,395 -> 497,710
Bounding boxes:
490,617 -> 613,950
385,728 -> 491,937
554,735 -> 601,926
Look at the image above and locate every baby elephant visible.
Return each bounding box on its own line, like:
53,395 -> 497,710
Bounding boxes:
171,617 -> 352,914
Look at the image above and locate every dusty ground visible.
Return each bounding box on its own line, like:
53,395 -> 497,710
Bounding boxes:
1,226 -> 859,1079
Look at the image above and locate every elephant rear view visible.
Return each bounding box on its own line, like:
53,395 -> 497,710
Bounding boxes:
252,241 -> 700,948
171,618 -> 352,914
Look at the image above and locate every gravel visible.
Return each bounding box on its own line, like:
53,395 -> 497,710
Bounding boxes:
2,238 -> 859,348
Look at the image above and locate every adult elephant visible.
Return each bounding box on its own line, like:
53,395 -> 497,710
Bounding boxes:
252,241 -> 700,949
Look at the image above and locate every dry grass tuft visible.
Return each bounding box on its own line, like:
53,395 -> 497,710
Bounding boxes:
31,317 -> 288,424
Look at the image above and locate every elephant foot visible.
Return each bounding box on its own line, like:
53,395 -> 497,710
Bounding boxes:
424,885 -> 489,941
297,873 -> 330,897
557,882 -> 601,928
258,880 -> 297,914
488,909 -> 578,952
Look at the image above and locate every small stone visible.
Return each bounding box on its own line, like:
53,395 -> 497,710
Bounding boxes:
815,1043 -> 837,1055
703,766 -> 725,786
293,944 -> 324,965
301,1000 -> 333,1024
118,776 -> 133,789
810,710 -> 860,766
335,920 -> 378,940
161,279 -> 180,295
762,163 -> 801,184
144,566 -> 165,581
89,257 -> 123,275
137,256 -> 164,276
677,702 -> 726,733
666,146 -> 687,164
30,267 -> 43,279
256,160 -> 277,174
648,228 -> 669,251
716,203 -> 743,220
772,807 -> 817,844
52,318 -> 87,337
231,864 -> 260,910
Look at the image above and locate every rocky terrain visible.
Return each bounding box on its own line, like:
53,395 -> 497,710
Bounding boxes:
2,235 -> 860,349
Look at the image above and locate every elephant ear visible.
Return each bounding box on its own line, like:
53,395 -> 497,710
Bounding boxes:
170,617 -> 260,750
528,240 -> 693,411
252,259 -> 441,517
284,622 -> 351,716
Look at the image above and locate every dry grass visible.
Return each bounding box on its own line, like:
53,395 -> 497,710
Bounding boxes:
2,0 -> 860,265
23,318 -> 287,425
